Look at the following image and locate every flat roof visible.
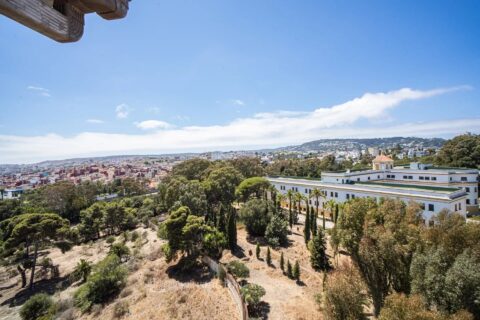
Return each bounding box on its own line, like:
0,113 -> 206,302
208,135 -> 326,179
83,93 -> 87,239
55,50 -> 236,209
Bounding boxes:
267,176 -> 467,201
355,181 -> 460,193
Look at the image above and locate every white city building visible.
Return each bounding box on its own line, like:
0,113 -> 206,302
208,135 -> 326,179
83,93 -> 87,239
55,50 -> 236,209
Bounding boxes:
268,155 -> 479,223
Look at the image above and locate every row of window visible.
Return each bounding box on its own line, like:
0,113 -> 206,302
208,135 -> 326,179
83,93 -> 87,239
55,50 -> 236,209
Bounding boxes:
466,199 -> 478,205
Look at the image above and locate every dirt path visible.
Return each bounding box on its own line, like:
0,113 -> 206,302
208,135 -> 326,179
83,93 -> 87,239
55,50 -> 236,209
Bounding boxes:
222,226 -> 324,320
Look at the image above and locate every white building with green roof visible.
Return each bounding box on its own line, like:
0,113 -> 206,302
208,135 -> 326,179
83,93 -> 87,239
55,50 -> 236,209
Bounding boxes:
267,160 -> 479,223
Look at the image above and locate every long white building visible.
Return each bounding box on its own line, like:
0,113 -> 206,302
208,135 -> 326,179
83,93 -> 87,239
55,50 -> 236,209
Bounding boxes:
268,155 -> 479,223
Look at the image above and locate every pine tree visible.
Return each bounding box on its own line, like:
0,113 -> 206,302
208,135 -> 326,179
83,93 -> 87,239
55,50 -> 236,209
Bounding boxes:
256,242 -> 261,259
310,230 -> 331,271
280,252 -> 285,272
226,209 -> 237,252
304,207 -> 310,244
293,260 -> 300,281
287,260 -> 293,279
266,247 -> 271,266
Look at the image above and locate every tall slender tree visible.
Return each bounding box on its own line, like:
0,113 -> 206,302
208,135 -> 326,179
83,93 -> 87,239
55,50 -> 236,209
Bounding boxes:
310,188 -> 324,229
280,252 -> 285,272
226,208 -> 237,252
286,190 -> 294,229
309,230 -> 331,271
310,206 -> 317,237
304,205 -> 311,244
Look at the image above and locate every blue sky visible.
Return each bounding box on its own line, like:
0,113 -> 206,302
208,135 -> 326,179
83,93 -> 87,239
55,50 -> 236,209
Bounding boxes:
1,1 -> 480,163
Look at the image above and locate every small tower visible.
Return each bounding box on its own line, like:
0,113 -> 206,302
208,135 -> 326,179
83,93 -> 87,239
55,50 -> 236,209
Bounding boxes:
372,154 -> 394,170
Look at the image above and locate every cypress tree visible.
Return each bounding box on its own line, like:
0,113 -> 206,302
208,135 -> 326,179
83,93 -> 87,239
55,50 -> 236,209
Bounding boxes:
256,242 -> 261,259
226,209 -> 237,252
266,247 -> 271,266
304,207 -> 310,244
280,252 -> 285,272
287,260 -> 293,279
293,260 -> 300,281
311,206 -> 317,237
310,230 -> 331,271
334,204 -> 339,224
217,205 -> 226,234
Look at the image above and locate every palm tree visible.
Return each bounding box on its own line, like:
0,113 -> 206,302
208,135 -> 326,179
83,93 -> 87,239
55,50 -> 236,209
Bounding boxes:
326,199 -> 337,223
293,192 -> 304,225
310,188 -> 324,228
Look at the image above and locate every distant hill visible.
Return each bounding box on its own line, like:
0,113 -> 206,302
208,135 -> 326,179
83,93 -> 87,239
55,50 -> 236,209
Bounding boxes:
275,137 -> 445,153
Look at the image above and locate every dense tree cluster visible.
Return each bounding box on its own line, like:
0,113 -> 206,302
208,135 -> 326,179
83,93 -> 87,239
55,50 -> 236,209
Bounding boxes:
435,133 -> 480,168
329,198 -> 480,319
265,155 -> 346,178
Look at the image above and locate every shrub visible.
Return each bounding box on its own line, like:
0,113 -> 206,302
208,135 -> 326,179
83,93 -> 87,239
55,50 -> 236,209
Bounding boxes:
113,301 -> 129,318
20,293 -> 55,320
226,260 -> 250,279
72,259 -> 92,283
130,231 -> 140,242
217,264 -> 226,285
109,243 -> 131,261
265,215 -> 289,247
106,236 -> 115,245
74,255 -> 127,312
255,243 -> 261,259
293,260 -> 300,281
322,263 -> 368,320
238,199 -> 272,236
240,283 -> 266,311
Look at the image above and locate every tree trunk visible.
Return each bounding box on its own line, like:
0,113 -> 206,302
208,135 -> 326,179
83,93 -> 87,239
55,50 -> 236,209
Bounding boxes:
29,242 -> 38,290
17,265 -> 26,288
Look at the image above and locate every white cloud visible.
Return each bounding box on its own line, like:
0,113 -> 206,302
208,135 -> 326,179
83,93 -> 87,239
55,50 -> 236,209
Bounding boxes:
135,120 -> 173,130
115,103 -> 131,119
0,86 -> 475,164
27,85 -> 51,97
86,119 -> 104,124
232,99 -> 245,106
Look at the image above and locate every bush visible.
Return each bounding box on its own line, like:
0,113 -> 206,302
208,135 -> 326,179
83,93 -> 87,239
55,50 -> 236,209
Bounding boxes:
226,260 -> 250,278
106,236 -> 115,245
113,301 -> 129,318
240,283 -> 266,310
265,215 -> 289,247
74,255 -> 127,312
20,293 -> 55,320
130,231 -> 140,242
217,264 -> 226,285
238,199 -> 273,236
109,243 -> 131,261
322,263 -> 368,320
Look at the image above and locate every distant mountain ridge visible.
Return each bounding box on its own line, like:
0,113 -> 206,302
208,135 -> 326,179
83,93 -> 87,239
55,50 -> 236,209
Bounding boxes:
275,137 -> 445,153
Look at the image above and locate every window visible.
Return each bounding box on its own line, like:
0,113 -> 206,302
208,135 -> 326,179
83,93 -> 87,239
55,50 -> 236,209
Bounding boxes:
408,176 -> 413,179
466,199 -> 470,205
357,178 -> 360,182
432,177 -> 437,181
391,175 -> 395,178
466,187 -> 470,192
419,176 -> 424,180
425,176 -> 430,180
305,188 -> 308,194
461,177 -> 467,181
475,199 -> 478,205
335,192 -> 338,198
428,204 -> 434,212
330,192 -> 334,197
459,203 -> 462,210
455,204 -> 457,211
368,177 -> 370,180
351,194 -> 355,199
377,175 -> 380,179
475,187 -> 478,192
403,175 -> 408,179
346,194 -> 350,200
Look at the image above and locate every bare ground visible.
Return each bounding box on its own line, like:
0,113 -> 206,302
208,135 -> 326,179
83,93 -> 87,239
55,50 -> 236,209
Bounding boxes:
0,227 -> 239,320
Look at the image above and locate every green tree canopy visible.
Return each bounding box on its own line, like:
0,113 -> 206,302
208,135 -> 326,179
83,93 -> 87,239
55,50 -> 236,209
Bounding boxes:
235,177 -> 271,202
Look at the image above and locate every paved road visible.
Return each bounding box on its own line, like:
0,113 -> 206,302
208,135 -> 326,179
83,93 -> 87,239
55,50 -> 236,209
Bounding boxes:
296,212 -> 335,229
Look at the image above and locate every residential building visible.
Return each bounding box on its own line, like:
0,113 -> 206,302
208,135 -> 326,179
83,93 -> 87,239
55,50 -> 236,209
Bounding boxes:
268,155 -> 479,223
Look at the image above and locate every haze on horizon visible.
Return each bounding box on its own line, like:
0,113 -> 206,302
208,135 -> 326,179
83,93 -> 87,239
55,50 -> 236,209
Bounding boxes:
1,1 -> 480,164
